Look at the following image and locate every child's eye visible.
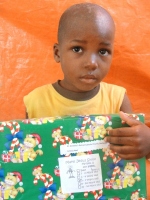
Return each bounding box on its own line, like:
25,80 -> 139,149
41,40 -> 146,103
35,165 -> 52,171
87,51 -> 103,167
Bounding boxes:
72,47 -> 82,53
99,49 -> 109,56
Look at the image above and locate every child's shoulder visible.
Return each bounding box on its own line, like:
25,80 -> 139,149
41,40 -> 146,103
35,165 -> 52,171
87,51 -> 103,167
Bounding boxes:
101,82 -> 126,90
27,84 -> 53,95
24,84 -> 54,102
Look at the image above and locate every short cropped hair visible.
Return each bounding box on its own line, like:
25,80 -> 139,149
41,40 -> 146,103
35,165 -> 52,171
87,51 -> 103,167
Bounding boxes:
57,3 -> 115,43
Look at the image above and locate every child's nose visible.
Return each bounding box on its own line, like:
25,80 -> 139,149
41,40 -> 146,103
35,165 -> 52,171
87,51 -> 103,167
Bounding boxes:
84,54 -> 98,69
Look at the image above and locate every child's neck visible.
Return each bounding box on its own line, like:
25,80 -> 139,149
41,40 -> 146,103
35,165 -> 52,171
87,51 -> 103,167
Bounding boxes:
52,80 -> 100,101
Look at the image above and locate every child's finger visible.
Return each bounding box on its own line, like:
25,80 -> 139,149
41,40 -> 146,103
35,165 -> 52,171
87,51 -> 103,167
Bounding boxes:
109,144 -> 144,160
110,144 -> 140,154
117,152 -> 144,160
104,136 -> 137,146
107,126 -> 136,137
119,111 -> 142,127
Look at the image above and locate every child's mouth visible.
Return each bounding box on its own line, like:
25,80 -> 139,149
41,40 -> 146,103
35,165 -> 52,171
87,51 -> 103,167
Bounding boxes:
80,75 -> 96,83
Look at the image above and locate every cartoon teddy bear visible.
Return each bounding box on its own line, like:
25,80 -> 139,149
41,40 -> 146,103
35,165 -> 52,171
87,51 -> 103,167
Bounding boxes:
17,133 -> 43,162
90,116 -> 112,139
53,187 -> 71,200
117,162 -> 141,189
0,172 -> 24,199
130,189 -> 146,200
52,127 -> 72,148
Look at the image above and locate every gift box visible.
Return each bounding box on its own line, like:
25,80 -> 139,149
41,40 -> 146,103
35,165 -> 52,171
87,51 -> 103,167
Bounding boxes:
1,152 -> 11,163
104,179 -> 113,189
0,114 -> 147,199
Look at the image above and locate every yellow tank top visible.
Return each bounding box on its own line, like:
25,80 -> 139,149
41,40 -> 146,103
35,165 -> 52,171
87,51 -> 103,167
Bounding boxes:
24,82 -> 126,119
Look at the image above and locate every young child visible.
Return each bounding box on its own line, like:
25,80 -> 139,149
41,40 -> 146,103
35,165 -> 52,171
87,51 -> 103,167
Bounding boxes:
24,2 -> 132,118
24,3 -> 150,160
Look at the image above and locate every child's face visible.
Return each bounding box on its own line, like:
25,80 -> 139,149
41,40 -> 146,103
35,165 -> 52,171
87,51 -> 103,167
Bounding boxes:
54,14 -> 115,92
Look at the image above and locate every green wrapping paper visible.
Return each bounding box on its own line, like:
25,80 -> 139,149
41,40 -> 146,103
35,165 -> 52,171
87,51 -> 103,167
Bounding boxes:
0,114 -> 147,200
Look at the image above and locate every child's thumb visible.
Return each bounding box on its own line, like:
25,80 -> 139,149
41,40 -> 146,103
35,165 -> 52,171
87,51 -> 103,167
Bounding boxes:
119,111 -> 142,127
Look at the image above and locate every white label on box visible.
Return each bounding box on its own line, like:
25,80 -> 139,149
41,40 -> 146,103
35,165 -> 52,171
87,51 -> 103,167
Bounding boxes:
58,154 -> 103,193
60,140 -> 109,155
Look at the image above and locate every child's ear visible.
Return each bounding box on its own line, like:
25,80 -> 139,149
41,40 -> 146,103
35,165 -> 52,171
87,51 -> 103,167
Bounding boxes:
53,43 -> 60,63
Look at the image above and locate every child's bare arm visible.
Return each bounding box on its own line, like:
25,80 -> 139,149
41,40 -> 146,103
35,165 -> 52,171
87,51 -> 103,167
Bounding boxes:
104,111 -> 150,160
26,112 -> 28,119
120,93 -> 132,113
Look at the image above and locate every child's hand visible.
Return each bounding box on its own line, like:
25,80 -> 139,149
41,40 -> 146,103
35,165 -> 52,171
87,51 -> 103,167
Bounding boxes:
104,111 -> 150,160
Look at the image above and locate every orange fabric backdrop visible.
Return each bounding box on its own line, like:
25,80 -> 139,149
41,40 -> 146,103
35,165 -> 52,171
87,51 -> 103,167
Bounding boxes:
0,0 -> 150,197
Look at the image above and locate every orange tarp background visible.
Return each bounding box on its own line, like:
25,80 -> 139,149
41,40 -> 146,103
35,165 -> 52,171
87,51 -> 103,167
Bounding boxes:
0,0 -> 150,197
